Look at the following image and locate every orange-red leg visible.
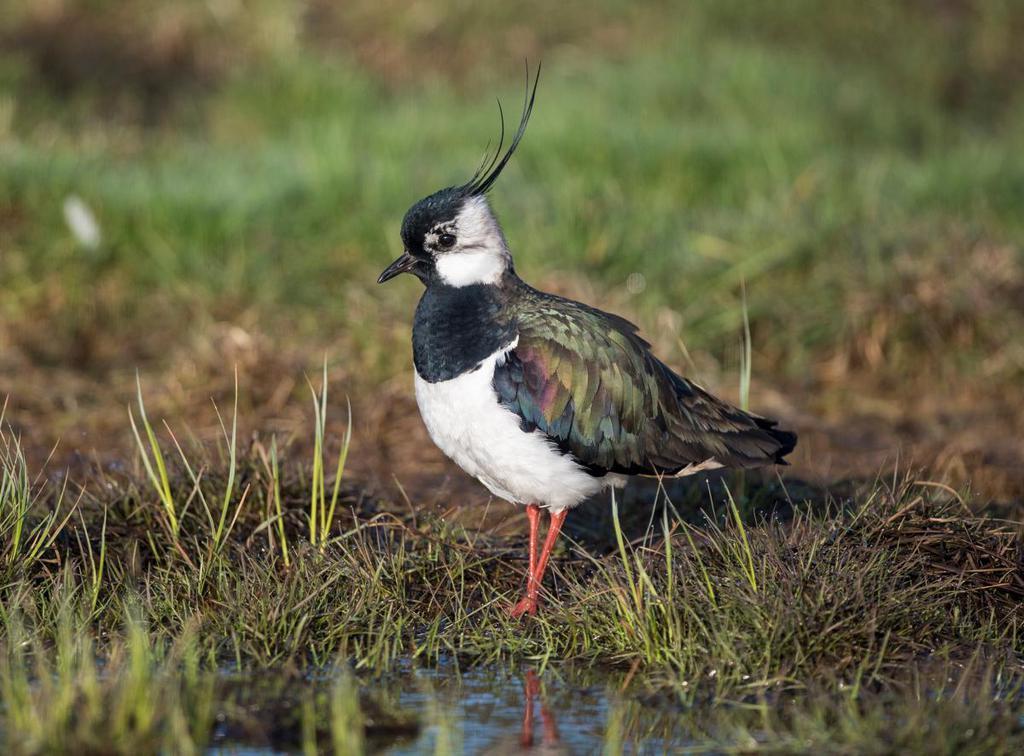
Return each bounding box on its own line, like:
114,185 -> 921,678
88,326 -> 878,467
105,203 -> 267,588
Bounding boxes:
525,504 -> 540,593
509,504 -> 541,618
533,509 -> 568,596
509,508 -> 568,618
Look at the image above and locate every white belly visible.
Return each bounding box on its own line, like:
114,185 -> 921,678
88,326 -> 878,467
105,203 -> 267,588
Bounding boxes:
413,340 -> 618,512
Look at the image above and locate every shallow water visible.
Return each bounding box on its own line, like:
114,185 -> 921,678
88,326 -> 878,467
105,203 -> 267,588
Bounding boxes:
388,665 -> 673,754
204,659 -> 691,754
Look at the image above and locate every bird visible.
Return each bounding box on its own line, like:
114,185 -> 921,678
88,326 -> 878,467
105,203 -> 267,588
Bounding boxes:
378,66 -> 796,618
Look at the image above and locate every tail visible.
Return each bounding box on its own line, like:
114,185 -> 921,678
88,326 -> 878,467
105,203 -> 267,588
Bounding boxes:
667,376 -> 798,472
644,369 -> 799,477
752,416 -> 797,465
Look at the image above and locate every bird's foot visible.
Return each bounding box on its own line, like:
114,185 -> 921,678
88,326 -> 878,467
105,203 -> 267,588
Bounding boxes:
508,595 -> 539,618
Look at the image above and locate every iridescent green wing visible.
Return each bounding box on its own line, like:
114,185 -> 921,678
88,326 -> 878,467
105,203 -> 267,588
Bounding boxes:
493,290 -> 795,475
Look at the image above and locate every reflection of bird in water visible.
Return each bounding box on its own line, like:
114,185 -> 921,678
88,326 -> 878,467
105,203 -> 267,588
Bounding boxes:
520,670 -> 561,750
481,670 -> 568,755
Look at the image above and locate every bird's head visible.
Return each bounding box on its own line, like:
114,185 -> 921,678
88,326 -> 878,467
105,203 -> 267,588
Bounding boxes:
378,65 -> 540,289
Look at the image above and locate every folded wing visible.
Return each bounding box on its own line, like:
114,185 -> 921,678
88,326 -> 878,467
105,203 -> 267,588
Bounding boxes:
492,292 -> 795,477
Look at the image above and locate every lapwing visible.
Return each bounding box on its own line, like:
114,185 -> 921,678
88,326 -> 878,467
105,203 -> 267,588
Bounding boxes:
378,68 -> 797,617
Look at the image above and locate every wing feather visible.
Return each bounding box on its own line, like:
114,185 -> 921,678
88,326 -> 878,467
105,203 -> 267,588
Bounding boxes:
493,286 -> 796,476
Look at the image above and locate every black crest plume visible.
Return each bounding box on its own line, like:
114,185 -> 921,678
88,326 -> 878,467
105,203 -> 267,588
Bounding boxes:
462,63 -> 541,196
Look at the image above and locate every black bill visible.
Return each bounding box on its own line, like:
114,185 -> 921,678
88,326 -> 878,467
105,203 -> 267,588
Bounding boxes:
377,252 -> 419,284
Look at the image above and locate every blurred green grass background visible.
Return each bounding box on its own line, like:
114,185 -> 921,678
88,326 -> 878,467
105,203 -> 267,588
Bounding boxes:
1,0 -> 1023,492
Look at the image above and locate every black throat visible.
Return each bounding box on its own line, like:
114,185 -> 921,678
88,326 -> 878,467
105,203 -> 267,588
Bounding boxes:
412,280 -> 517,383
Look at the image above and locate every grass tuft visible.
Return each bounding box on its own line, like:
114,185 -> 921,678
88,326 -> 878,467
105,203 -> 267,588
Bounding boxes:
129,374 -> 180,541
307,360 -> 353,552
1,403 -> 77,579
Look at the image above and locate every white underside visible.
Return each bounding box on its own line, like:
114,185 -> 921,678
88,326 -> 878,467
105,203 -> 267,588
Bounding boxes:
414,339 -> 625,512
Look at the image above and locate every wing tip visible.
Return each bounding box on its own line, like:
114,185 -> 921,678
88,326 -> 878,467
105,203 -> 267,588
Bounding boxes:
757,419 -> 797,465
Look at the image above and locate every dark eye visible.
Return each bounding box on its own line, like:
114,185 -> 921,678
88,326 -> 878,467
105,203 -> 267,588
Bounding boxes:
438,233 -> 456,249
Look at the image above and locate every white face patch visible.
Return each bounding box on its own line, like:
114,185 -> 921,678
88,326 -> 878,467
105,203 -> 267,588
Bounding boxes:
435,250 -> 507,287
433,196 -> 511,287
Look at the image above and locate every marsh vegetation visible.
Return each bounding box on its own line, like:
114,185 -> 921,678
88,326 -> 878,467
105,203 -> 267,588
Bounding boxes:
1,0 -> 1023,751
